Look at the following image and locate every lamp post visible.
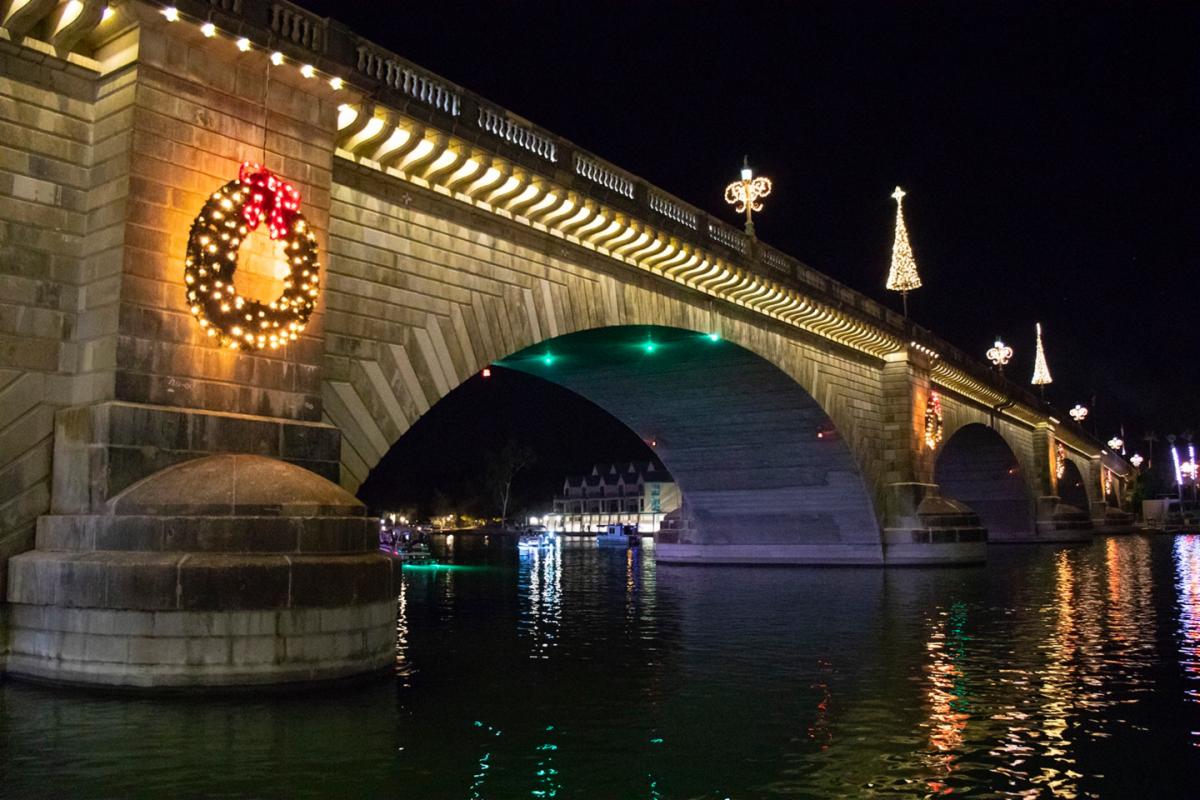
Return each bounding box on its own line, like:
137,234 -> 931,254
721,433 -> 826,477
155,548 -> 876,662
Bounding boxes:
1069,404 -> 1088,423
724,155 -> 772,237
1107,436 -> 1124,452
986,338 -> 1013,375
1130,453 -> 1144,469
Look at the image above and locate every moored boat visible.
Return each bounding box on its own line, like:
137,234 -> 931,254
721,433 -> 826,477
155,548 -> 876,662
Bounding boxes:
597,523 -> 640,548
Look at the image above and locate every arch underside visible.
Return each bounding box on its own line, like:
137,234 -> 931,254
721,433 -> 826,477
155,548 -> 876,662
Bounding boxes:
501,327 -> 881,555
1059,459 -> 1090,512
935,423 -> 1035,542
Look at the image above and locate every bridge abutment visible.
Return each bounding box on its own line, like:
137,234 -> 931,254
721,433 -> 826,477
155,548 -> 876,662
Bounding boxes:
878,352 -> 988,564
1033,425 -> 1095,543
6,454 -> 395,689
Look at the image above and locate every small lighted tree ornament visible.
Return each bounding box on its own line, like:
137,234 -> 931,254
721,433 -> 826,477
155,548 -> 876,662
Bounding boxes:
1129,453 -> 1144,469
886,186 -> 922,317
986,337 -> 1013,374
1031,322 -> 1053,398
1069,404 -> 1088,423
724,156 -> 772,237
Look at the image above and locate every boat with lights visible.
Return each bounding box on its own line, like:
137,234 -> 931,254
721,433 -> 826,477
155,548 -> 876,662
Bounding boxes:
517,526 -> 555,550
597,523 -> 640,548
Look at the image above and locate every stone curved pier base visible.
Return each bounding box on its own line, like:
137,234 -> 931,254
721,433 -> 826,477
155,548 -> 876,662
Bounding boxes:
5,455 -> 395,690
1031,496 -> 1095,544
1091,502 -> 1136,535
655,484 -> 987,566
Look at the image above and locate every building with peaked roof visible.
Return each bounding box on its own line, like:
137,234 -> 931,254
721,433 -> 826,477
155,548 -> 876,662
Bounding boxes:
547,462 -> 680,534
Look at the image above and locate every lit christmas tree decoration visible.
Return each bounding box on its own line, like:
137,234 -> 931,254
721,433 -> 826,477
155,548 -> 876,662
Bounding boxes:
1031,322 -> 1052,395
184,163 -> 320,351
924,391 -> 944,450
885,186 -> 922,316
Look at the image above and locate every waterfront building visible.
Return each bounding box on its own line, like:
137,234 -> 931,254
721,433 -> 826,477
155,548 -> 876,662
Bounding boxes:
548,462 -> 681,533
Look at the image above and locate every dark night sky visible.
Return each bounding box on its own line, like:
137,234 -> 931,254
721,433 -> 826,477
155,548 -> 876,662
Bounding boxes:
311,1 -> 1199,506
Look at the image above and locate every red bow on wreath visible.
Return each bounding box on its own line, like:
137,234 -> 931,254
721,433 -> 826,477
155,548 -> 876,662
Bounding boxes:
238,162 -> 301,240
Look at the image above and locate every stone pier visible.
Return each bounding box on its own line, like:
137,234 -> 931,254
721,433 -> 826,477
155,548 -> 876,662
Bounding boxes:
5,455 -> 395,689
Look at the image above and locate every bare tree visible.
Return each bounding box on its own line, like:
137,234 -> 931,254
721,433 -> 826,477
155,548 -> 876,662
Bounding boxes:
1143,430 -> 1158,469
486,440 -> 537,528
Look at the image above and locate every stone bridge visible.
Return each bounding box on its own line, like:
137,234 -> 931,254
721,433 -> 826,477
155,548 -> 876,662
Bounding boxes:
0,0 -> 1131,688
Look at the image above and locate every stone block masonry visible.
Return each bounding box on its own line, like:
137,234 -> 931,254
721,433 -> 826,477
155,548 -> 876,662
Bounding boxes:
0,41 -> 105,602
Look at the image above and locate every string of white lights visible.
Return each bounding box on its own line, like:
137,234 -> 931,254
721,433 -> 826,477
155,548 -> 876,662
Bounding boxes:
157,5 -> 345,92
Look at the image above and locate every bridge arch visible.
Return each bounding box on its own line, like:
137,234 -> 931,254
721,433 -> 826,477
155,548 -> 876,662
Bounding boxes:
335,323 -> 886,564
1058,457 -> 1092,512
322,177 -> 887,508
934,423 -> 1035,542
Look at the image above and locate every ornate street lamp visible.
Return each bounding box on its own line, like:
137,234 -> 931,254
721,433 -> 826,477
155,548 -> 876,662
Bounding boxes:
1069,404 -> 1088,423
986,337 -> 1013,374
724,155 -> 772,237
1129,453 -> 1144,469
1107,436 -> 1124,452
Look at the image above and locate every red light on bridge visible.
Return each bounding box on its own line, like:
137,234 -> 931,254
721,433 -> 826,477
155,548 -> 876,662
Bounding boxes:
816,421 -> 838,441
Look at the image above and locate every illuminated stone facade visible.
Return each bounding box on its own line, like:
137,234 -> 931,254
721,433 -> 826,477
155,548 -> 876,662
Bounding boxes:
0,0 -> 1132,686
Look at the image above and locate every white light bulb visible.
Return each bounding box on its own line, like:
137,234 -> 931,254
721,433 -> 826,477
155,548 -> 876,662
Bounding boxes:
300,64 -> 315,78
270,51 -> 284,66
162,6 -> 179,22
200,21 -> 216,37
329,76 -> 343,90
236,37 -> 251,52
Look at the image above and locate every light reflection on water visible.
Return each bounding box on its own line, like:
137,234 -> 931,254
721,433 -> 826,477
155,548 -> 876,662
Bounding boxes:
1175,536 -> 1200,746
2,535 -> 1200,798
518,543 -> 563,660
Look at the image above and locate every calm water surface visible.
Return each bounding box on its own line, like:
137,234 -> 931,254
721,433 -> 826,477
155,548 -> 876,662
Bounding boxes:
4,534 -> 1200,798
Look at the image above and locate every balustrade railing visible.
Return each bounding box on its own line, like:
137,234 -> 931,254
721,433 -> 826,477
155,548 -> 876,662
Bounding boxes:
573,153 -> 634,198
354,44 -> 461,116
648,191 -> 698,230
477,106 -> 558,163
707,221 -> 749,255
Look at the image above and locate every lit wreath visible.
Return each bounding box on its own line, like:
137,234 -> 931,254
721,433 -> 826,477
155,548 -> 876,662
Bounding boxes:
185,162 -> 319,350
924,390 -> 944,450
